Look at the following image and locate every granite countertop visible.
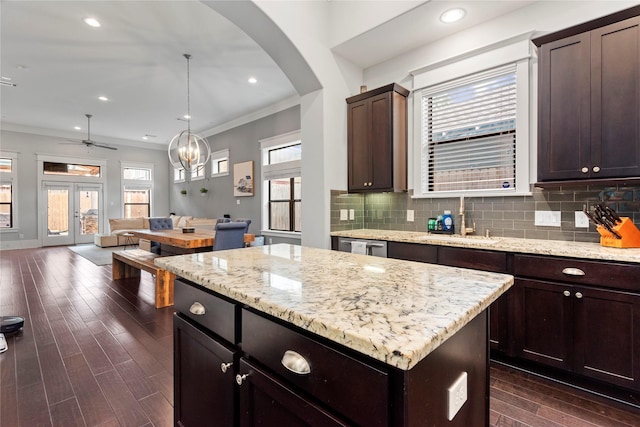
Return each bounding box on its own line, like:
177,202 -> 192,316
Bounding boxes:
155,244 -> 513,370
330,229 -> 640,264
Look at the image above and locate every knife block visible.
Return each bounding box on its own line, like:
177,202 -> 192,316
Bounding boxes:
597,217 -> 640,248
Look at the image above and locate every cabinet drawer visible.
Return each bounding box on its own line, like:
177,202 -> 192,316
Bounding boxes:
174,279 -> 237,344
241,309 -> 389,427
439,246 -> 508,273
388,241 -> 438,263
514,255 -> 640,291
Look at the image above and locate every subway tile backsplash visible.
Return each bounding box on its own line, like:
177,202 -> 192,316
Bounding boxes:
330,185 -> 640,243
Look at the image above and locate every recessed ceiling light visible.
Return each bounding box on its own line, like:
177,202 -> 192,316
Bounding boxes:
248,77 -> 257,84
98,96 -> 109,101
142,136 -> 148,140
183,114 -> 191,120
84,17 -> 101,28
74,126 -> 81,130
440,8 -> 466,23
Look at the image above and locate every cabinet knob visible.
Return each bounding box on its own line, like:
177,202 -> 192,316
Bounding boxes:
562,267 -> 585,276
563,290 -> 571,297
368,182 -> 372,186
363,182 -> 368,187
581,167 -> 589,173
592,166 -> 600,173
189,302 -> 206,315
281,350 -> 311,375
575,292 -> 583,299
220,362 -> 232,374
236,373 -> 248,386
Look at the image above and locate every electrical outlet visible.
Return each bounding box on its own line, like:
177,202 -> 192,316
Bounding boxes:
534,210 -> 561,227
340,209 -> 348,221
447,372 -> 468,421
575,211 -> 590,228
349,209 -> 355,220
236,199 -> 240,205
407,210 -> 414,222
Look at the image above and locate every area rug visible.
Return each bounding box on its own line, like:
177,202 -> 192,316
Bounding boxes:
68,244 -> 124,266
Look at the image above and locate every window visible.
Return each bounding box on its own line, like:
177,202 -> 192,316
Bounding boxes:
260,131 -> 301,234
0,152 -> 17,229
211,149 -> 230,177
422,67 -> 516,192
174,168 -> 186,183
43,161 -> 101,177
122,163 -> 153,217
412,35 -> 531,197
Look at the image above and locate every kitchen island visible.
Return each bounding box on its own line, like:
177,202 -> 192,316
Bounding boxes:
156,244 -> 513,426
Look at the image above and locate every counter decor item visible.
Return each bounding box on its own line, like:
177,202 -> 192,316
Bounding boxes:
584,204 -> 640,248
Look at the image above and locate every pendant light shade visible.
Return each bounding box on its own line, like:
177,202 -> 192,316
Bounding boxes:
168,54 -> 211,176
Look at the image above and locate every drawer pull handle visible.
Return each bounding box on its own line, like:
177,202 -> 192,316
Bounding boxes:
562,268 -> 585,276
221,362 -> 232,374
281,350 -> 311,375
563,290 -> 571,297
189,302 -> 206,315
575,292 -> 583,299
236,373 -> 248,386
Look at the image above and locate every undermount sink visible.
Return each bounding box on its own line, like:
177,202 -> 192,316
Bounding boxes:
414,234 -> 500,245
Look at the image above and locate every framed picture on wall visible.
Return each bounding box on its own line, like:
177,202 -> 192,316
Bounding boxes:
233,160 -> 254,197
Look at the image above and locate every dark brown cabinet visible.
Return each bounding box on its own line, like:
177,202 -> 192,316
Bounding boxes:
173,314 -> 236,427
346,83 -> 408,192
513,255 -> 640,391
536,11 -> 640,183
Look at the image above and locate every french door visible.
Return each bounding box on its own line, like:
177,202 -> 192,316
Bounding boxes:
42,182 -> 103,246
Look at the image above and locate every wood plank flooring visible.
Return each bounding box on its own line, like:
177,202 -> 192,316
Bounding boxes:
2,246 -> 640,426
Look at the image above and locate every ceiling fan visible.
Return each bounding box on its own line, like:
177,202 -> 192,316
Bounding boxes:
66,114 -> 118,150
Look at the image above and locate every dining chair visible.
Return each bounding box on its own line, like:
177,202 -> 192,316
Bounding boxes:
149,217 -> 173,254
212,221 -> 248,251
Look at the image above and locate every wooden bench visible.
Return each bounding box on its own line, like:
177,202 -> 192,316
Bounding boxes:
112,249 -> 175,308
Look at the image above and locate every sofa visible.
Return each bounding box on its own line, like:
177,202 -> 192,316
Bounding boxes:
94,217 -> 150,247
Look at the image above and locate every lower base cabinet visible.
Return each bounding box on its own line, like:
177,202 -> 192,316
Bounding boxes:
237,358 -> 348,426
173,314 -> 236,427
513,278 -> 640,390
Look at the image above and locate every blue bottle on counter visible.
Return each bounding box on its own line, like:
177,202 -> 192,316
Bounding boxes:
443,210 -> 454,232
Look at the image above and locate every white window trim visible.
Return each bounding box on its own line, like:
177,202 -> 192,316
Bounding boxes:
259,130 -> 301,235
211,148 -> 230,178
410,33 -> 534,198
0,151 -> 18,231
121,161 -> 154,217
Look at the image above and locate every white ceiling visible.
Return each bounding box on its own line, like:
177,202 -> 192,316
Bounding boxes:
1,1 -> 539,149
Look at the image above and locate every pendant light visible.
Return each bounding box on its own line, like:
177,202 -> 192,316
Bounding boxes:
168,54 -> 211,177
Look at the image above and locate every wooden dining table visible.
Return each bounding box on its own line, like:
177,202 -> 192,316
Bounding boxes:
129,228 -> 255,255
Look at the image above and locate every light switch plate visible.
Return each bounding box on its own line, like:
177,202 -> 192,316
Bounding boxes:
340,209 -> 348,221
349,209 -> 355,220
407,210 -> 414,222
575,211 -> 590,228
534,210 -> 561,227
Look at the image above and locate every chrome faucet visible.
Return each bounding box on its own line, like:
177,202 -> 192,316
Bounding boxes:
459,196 -> 475,237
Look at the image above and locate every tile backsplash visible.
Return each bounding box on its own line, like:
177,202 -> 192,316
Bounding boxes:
330,185 -> 640,243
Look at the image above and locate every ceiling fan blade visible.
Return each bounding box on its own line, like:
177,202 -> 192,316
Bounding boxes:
92,143 -> 118,151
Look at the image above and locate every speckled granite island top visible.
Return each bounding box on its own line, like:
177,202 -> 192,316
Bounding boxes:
155,244 -> 513,370
331,229 -> 640,264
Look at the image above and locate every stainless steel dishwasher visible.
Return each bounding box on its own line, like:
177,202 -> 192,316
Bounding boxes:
337,237 -> 388,257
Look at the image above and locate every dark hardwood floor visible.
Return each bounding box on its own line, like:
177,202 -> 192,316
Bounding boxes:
2,246 -> 640,426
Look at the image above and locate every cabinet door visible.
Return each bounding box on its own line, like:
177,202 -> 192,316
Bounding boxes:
237,358 -> 348,427
591,16 -> 640,179
369,92 -> 393,190
538,32 -> 591,181
513,279 -> 573,371
573,286 -> 640,390
174,314 -> 236,427
347,99 -> 372,191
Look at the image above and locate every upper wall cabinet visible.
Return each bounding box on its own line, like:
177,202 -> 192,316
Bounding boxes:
346,83 -> 409,193
535,7 -> 640,184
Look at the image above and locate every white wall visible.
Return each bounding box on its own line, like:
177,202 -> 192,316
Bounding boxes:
0,130 -> 169,249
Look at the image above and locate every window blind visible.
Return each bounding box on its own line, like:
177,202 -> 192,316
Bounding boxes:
422,65 -> 517,192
